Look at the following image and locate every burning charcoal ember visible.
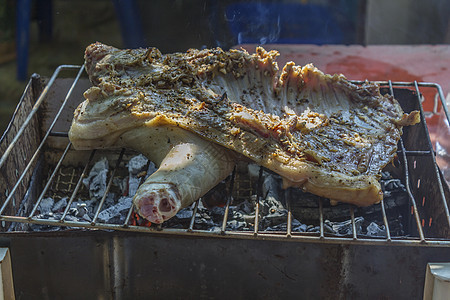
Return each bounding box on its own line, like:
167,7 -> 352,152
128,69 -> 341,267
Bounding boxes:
38,197 -> 54,214
366,222 -> 387,237
201,180 -> 228,208
97,196 -> 132,223
83,157 -> 109,199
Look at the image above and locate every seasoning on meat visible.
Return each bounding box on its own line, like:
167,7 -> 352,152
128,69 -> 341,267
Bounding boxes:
69,42 -> 420,223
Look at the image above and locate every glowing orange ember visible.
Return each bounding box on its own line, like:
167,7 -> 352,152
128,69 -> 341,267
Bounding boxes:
130,212 -> 152,227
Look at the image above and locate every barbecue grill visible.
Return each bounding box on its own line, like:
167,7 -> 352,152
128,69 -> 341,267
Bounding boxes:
1,65 -> 450,299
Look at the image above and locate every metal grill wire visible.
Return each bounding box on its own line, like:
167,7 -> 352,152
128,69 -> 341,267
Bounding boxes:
0,65 -> 449,246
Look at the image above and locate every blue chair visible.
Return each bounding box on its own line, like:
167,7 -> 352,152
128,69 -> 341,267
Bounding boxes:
225,2 -> 343,45
15,0 -> 146,81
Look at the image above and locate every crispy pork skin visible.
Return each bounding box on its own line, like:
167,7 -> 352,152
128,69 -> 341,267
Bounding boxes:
69,42 -> 419,223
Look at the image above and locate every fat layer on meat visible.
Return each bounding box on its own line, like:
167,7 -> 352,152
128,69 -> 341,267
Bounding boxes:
69,43 -> 419,222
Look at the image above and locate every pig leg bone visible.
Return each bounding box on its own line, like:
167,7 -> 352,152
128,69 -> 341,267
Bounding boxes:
133,183 -> 180,223
119,126 -> 236,223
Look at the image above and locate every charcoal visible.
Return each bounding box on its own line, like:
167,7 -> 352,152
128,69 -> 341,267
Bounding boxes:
52,197 -> 68,212
236,199 -> 255,215
82,214 -> 92,222
83,157 -> 109,199
258,172 -> 288,227
262,173 -> 281,203
266,223 -> 287,231
381,171 -> 391,180
226,220 -> 246,230
19,155 -> 410,238
242,212 -> 257,224
208,226 -> 222,233
201,178 -> 229,208
68,207 -> 78,216
65,214 -> 81,222
323,223 -> 334,233
366,222 -> 386,237
126,155 -> 157,197
30,223 -> 61,232
229,208 -> 245,221
144,162 -> 157,179
38,197 -> 54,214
209,206 -> 226,219
291,219 -> 308,232
127,154 -> 148,175
194,216 -> 215,229
128,176 -> 141,197
114,177 -> 128,196
332,217 -> 364,235
76,203 -> 88,217
261,210 -> 287,228
30,212 -> 64,231
174,207 -> 194,220
306,225 -> 319,232
247,163 -> 260,178
97,197 -> 132,223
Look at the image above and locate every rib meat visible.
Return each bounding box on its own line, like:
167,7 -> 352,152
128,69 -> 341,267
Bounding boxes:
69,43 -> 420,223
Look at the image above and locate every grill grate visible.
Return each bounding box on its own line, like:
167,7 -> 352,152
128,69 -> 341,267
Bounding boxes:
0,65 -> 449,246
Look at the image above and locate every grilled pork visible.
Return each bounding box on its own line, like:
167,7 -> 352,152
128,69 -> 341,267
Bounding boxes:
69,43 -> 419,223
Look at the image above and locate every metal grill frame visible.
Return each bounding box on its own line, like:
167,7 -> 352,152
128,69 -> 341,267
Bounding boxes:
0,65 -> 449,247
